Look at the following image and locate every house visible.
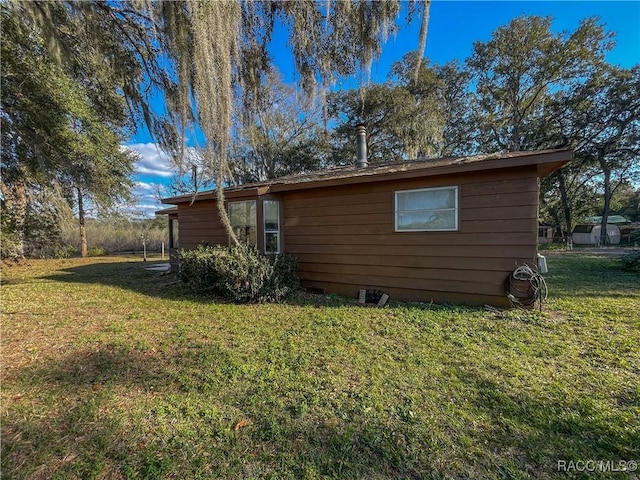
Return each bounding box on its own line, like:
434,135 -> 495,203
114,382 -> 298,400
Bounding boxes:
159,147 -> 572,307
538,224 -> 554,244
572,224 -> 621,245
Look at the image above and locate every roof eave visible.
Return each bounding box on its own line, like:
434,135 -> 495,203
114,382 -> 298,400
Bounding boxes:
155,206 -> 178,215
161,186 -> 270,205
269,149 -> 573,193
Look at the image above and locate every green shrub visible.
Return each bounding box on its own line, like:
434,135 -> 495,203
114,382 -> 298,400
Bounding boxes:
87,246 -> 108,257
268,250 -> 299,299
178,243 -> 299,302
179,245 -> 223,293
0,230 -> 22,261
1,229 -> 77,260
51,244 -> 78,258
620,251 -> 640,273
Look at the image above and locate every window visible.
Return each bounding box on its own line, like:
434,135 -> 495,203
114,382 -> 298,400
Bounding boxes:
169,218 -> 179,248
263,200 -> 280,254
229,200 -> 257,245
395,186 -> 458,232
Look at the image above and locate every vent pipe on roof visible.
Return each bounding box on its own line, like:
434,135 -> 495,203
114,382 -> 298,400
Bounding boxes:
355,123 -> 368,168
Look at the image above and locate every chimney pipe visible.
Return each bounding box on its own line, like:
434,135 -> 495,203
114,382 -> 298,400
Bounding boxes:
355,123 -> 368,168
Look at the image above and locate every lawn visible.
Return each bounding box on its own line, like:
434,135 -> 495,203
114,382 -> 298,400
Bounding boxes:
1,254 -> 638,479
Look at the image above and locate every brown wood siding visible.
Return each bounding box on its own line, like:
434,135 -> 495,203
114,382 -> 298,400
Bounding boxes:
302,280 -> 512,307
282,167 -> 540,306
175,194 -> 282,252
176,200 -> 228,249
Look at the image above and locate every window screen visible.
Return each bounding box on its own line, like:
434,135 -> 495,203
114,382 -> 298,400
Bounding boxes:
395,186 -> 458,232
229,200 -> 257,245
263,200 -> 280,254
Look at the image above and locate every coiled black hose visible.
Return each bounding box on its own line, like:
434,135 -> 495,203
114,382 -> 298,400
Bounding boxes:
504,264 -> 548,309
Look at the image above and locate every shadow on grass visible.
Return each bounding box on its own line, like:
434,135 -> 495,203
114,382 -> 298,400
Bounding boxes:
40,259 -> 490,313
5,337 -> 639,479
42,259 -> 363,308
42,259 -> 189,299
3,343 -> 440,479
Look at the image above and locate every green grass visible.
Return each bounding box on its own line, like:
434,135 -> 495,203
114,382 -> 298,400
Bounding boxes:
1,254 -> 638,479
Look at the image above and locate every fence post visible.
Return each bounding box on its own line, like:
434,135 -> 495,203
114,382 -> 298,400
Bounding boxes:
141,234 -> 148,262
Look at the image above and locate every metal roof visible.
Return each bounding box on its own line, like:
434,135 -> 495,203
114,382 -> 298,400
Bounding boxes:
586,215 -> 629,224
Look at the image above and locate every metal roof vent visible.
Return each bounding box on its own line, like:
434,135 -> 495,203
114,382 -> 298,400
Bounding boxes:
355,123 -> 368,168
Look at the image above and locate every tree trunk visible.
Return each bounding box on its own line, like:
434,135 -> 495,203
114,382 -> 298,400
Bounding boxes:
599,154 -> 612,246
556,171 -> 573,245
213,148 -> 238,246
78,187 -> 87,257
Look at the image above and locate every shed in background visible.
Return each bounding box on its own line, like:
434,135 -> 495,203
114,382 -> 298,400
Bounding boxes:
572,224 -> 621,245
538,224 -> 554,244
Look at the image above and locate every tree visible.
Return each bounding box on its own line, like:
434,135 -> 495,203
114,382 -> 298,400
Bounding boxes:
391,54 -> 476,157
572,66 -> 640,244
539,154 -> 600,238
464,15 -> 631,242
466,15 -> 613,153
433,61 -> 475,156
536,64 -> 639,242
24,0 -> 433,244
1,3 -> 137,257
230,73 -> 328,183
387,53 -> 447,158
609,184 -> 640,223
62,125 -> 138,258
329,54 -> 449,163
328,84 -> 412,164
1,4 -> 73,257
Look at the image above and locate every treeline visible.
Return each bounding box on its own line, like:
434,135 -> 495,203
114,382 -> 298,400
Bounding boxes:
1,213 -> 168,260
59,217 -> 169,256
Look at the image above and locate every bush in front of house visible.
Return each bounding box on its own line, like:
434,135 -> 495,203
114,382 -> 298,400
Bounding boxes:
178,243 -> 299,302
620,251 -> 640,273
179,244 -> 223,293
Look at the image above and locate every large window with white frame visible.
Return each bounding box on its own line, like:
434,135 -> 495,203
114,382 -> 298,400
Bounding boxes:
229,200 -> 257,245
263,200 -> 280,254
395,186 -> 458,232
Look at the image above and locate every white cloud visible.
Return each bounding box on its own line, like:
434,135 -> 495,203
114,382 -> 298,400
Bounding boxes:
120,142 -> 204,217
131,181 -> 167,216
124,143 -> 175,178
134,180 -> 162,195
118,143 -> 177,217
138,204 -> 168,217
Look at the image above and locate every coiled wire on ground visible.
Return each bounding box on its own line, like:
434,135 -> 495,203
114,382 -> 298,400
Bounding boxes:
504,264 -> 548,309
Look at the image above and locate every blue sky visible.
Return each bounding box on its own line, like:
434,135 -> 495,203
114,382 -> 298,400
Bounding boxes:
128,0 -> 640,217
